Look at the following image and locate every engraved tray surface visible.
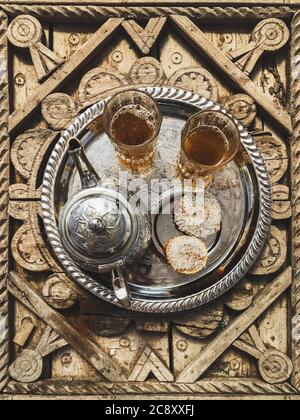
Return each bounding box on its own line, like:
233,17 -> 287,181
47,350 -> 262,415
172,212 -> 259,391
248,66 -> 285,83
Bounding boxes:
41,87 -> 272,313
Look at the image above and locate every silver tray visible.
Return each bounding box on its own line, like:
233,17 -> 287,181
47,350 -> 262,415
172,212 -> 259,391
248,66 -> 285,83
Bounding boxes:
41,87 -> 272,313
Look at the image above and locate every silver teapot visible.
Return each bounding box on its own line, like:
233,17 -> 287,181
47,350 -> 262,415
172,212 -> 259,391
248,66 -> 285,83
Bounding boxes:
59,138 -> 151,308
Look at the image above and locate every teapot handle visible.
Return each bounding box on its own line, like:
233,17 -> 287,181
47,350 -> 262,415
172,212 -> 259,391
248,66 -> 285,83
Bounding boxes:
68,137 -> 101,189
112,264 -> 132,308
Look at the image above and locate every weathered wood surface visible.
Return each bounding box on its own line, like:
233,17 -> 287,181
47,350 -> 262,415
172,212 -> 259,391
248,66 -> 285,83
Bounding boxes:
13,317 -> 36,348
8,18 -> 124,134
122,18 -> 166,55
291,10 -> 300,392
7,15 -> 64,82
0,5 -> 294,398
227,18 -> 290,76
8,272 -> 127,382
171,15 -> 292,133
0,10 -> 9,393
1,6 -> 296,25
2,378 -> 297,397
251,226 -> 287,275
9,326 -> 68,383
177,268 -> 292,383
42,274 -> 79,310
128,346 -> 174,382
233,325 -> 292,384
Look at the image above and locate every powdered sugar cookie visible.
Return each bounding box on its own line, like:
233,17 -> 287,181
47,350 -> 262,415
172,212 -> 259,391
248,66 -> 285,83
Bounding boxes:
165,236 -> 208,275
174,191 -> 221,239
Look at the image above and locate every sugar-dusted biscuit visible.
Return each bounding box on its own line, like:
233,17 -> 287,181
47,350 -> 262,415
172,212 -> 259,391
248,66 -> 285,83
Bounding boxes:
174,191 -> 221,239
165,236 -> 208,275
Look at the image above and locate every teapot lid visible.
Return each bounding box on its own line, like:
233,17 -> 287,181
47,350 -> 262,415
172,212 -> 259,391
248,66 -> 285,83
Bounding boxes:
59,187 -> 138,270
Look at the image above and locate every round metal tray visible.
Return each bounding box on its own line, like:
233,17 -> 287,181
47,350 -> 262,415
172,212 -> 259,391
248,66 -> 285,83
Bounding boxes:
41,87 -> 272,313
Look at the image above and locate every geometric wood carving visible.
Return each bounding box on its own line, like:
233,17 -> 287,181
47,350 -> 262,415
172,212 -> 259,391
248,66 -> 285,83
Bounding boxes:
291,11 -> 300,393
253,132 -> 288,157
7,15 -> 65,82
8,201 -> 30,221
233,325 -> 292,384
8,18 -> 124,134
167,67 -> 218,101
3,378 -> 298,397
253,133 -> 288,184
135,320 -> 169,334
129,57 -> 165,85
42,274 -> 79,310
122,18 -> 166,55
78,67 -> 128,107
128,346 -> 174,382
85,317 -> 132,337
41,93 -> 79,130
10,130 -> 58,207
9,326 -> 68,383
272,201 -> 292,220
170,15 -> 292,134
0,9 -> 9,394
176,268 -> 292,383
272,184 -> 292,220
11,129 -> 57,180
225,279 -> 254,312
224,94 -> 257,128
64,59 -> 220,121
11,222 -> 50,272
173,303 -> 224,338
8,272 -> 127,382
227,19 -> 290,76
0,4 -> 297,399
251,225 -> 287,275
76,58 -> 220,110
13,317 -> 36,348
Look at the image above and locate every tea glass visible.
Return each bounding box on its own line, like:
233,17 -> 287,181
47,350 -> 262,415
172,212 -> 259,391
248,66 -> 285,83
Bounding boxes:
178,110 -> 240,184
103,90 -> 162,172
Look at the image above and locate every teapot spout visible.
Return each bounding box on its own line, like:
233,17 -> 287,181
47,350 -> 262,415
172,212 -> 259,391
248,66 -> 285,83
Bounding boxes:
68,137 -> 100,189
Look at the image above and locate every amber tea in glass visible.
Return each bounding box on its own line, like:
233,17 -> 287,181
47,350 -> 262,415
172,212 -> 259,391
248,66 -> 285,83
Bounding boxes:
104,90 -> 162,172
178,110 -> 240,180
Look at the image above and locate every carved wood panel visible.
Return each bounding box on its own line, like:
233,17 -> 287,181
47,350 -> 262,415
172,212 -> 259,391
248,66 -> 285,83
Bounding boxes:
0,1 -> 300,400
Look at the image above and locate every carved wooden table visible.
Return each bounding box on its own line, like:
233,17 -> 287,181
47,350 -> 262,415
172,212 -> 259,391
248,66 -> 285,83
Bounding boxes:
0,0 -> 300,400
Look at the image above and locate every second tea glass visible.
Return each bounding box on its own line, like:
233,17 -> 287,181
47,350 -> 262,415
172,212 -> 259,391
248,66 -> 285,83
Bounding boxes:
178,110 -> 240,182
103,90 -> 162,172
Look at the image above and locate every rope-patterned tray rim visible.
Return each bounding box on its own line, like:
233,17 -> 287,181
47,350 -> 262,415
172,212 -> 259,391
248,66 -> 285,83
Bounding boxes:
41,86 -> 272,314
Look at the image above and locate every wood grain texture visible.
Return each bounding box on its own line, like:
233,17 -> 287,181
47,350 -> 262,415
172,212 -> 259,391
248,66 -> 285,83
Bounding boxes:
227,18 -> 290,76
9,326 -> 68,383
233,326 -> 292,384
177,268 -> 292,383
171,15 -> 292,134
7,272 -> 127,382
250,226 -> 287,275
42,274 -> 79,310
3,378 -> 297,396
0,10 -> 9,393
291,10 -> 300,392
8,18 -> 124,134
0,3 -> 296,398
122,18 -> 166,55
7,15 -> 65,83
128,346 -> 174,382
13,317 -> 36,348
